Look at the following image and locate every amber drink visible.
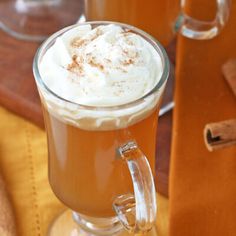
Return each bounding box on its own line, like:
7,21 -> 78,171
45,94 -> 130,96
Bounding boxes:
33,22 -> 169,234
85,0 -> 180,46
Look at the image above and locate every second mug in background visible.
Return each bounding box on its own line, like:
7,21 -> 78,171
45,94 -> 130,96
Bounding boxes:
84,0 -> 231,47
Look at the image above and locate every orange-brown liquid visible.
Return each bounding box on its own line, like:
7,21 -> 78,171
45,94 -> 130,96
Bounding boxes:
85,0 -> 180,46
43,106 -> 159,217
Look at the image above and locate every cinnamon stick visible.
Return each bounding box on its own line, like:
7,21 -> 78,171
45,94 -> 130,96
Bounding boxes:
204,119 -> 236,151
0,174 -> 17,236
222,59 -> 236,97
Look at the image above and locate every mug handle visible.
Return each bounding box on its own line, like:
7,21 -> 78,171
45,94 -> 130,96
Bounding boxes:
176,0 -> 231,39
113,141 -> 157,234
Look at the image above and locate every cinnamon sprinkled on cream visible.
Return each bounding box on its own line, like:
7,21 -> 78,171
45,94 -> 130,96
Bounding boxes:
39,24 -> 163,107
67,55 -> 84,76
38,23 -> 164,130
71,38 -> 86,48
88,59 -> 104,71
70,28 -> 103,49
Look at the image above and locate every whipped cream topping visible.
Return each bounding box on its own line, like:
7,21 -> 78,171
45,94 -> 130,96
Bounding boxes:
39,24 -> 163,106
37,24 -> 165,130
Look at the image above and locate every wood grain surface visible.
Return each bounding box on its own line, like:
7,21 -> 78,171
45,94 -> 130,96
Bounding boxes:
0,31 -> 43,126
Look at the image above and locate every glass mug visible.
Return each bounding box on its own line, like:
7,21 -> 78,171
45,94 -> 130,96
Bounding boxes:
85,0 -> 231,46
33,22 -> 169,235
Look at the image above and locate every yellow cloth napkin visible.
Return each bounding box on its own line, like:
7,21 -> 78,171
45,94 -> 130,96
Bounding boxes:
0,106 -> 64,236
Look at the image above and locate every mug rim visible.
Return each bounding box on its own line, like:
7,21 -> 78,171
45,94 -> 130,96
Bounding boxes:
33,21 -> 170,111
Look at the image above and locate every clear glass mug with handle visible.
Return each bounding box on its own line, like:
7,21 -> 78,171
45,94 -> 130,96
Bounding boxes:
84,0 -> 231,46
33,21 -> 170,235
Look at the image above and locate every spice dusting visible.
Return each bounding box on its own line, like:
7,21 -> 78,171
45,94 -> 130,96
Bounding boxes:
67,55 -> 84,75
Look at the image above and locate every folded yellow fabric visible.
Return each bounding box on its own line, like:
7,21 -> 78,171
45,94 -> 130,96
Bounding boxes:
0,173 -> 16,236
0,106 -> 64,236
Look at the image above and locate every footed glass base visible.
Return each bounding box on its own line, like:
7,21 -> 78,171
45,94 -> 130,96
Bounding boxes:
48,210 -> 158,236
